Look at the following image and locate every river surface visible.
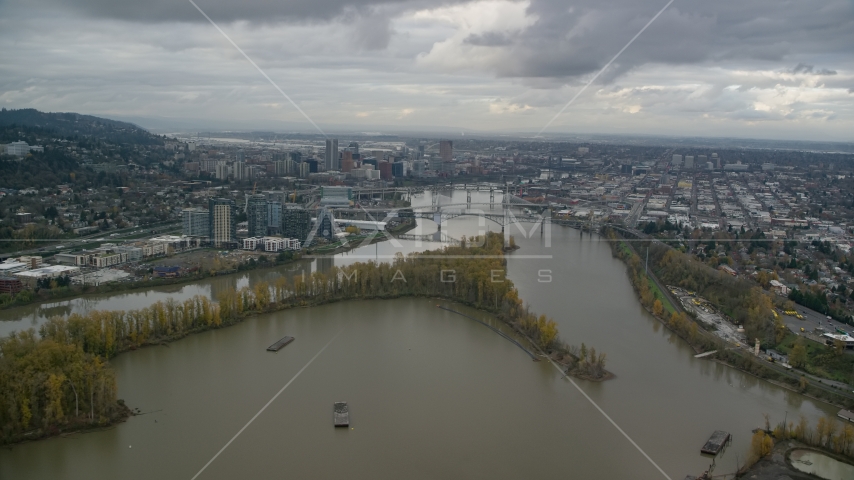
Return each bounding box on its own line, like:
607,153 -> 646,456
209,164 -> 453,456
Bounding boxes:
0,190 -> 841,479
789,449 -> 854,480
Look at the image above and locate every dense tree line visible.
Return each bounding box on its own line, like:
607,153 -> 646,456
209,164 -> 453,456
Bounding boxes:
635,239 -> 780,347
607,229 -> 854,401
38,295 -> 222,358
0,108 -> 163,146
606,232 -> 720,350
748,414 -> 854,466
1,233 -> 609,445
0,148 -> 131,191
0,331 -> 122,445
789,288 -> 828,313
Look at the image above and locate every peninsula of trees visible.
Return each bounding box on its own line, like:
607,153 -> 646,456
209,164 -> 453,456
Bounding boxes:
0,232 -> 608,445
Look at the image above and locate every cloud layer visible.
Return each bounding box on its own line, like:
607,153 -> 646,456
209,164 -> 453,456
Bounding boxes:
0,0 -> 852,140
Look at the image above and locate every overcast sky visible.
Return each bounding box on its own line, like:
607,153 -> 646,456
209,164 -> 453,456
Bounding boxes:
1,0 -> 852,141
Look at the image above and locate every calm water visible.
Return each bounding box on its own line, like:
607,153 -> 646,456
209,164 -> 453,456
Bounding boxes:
789,449 -> 854,480
0,190 -> 840,479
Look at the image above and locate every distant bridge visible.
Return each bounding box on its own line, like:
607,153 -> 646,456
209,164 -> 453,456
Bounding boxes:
395,231 -> 461,245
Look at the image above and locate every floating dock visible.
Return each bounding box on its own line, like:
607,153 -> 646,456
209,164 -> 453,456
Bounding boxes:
838,409 -> 854,423
266,336 -> 294,352
333,402 -> 350,427
694,350 -> 717,358
700,430 -> 731,455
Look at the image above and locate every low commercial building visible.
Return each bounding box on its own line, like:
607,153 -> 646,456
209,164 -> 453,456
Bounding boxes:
14,265 -> 80,287
263,237 -> 300,252
263,237 -> 283,252
244,236 -> 301,251
150,235 -> 200,253
63,244 -> 130,268
17,256 -> 43,269
718,265 -> 737,276
319,186 -> 353,206
0,276 -> 23,294
142,242 -> 166,257
88,251 -> 128,268
114,245 -> 143,262
0,261 -> 28,275
334,219 -> 387,232
822,333 -> 854,349
6,141 -> 44,156
54,253 -> 80,265
768,279 -> 790,296
242,237 -> 263,250
153,266 -> 181,278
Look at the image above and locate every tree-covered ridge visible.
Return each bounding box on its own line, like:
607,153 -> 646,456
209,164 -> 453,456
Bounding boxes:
1,232 -> 609,445
0,108 -> 161,145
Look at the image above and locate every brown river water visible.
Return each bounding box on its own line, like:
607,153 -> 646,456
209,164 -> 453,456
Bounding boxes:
0,190 -> 838,479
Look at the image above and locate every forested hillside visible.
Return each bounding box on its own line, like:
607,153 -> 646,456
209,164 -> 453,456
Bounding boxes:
0,108 -> 162,145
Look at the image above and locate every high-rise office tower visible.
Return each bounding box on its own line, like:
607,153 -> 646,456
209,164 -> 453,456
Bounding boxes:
341,151 -> 354,172
209,198 -> 237,248
246,195 -> 268,238
233,161 -> 246,180
378,162 -> 392,180
274,160 -> 287,176
215,162 -> 229,180
282,204 -> 311,241
392,162 -> 405,177
325,138 -> 339,171
266,201 -> 282,235
182,208 -> 210,237
348,142 -> 359,155
298,162 -> 310,178
439,140 -> 453,163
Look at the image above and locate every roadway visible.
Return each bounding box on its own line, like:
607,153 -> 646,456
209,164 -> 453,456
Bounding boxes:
1,220 -> 182,259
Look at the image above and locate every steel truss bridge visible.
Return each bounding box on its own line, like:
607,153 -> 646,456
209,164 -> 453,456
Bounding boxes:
334,186 -> 640,244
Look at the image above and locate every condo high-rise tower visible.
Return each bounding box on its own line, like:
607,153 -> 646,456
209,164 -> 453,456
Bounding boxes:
325,138 -> 339,171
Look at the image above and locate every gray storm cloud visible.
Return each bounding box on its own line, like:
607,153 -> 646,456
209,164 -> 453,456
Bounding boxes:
0,0 -> 851,140
461,0 -> 854,80
13,0 -> 854,82
20,0 -> 445,22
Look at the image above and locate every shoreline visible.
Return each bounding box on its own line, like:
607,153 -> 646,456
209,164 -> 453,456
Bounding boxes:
1,294 -> 603,447
3,232 -> 611,446
0,221 -> 418,312
603,228 -> 854,410
2,404 -> 132,449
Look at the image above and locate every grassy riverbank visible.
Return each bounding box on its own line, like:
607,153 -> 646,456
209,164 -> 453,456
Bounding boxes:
1,232 -> 610,446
